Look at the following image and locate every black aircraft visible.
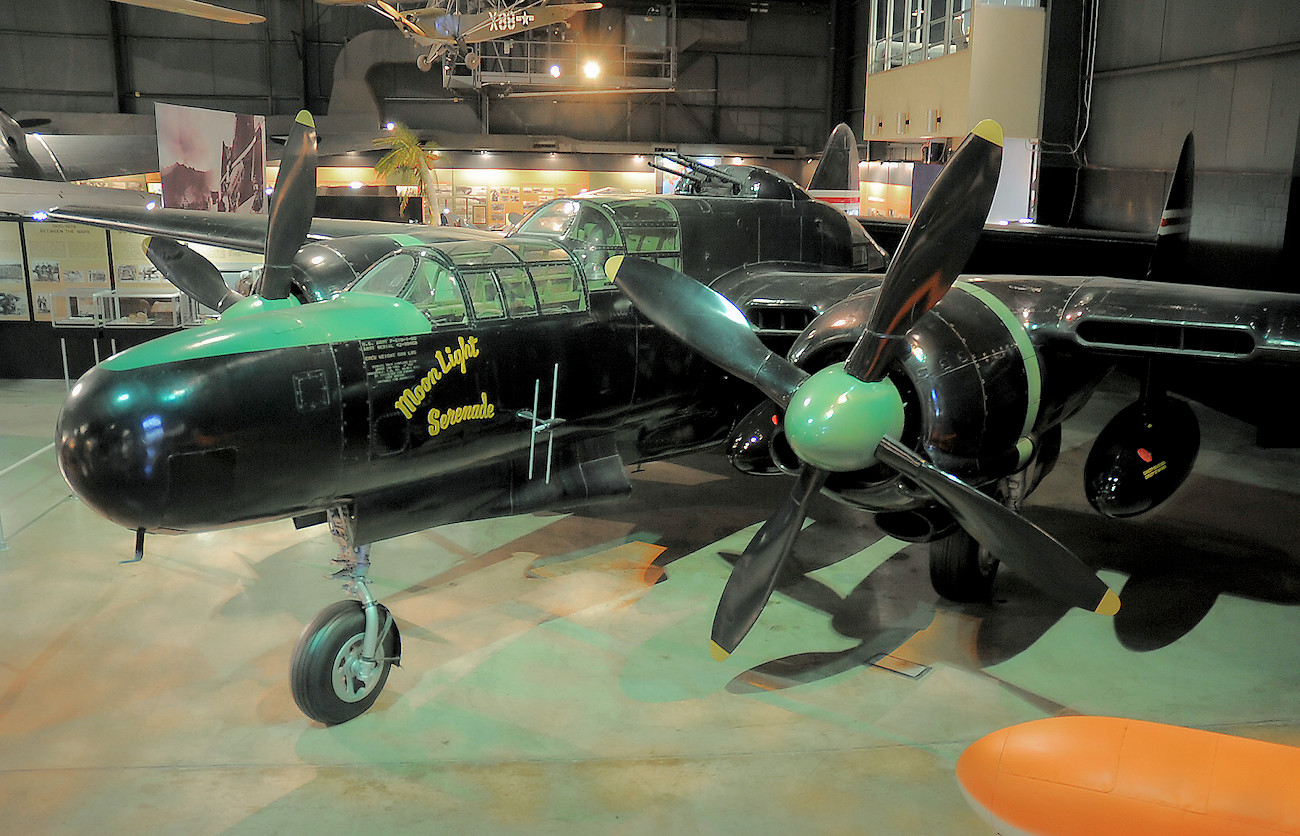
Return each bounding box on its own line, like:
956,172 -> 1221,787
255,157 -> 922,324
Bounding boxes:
44,112 -> 1300,724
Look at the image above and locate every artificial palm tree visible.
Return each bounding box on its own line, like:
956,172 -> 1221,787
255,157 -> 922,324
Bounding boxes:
372,123 -> 440,222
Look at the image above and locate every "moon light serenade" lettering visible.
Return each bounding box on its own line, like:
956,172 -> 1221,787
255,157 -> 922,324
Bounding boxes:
393,336 -> 481,419
428,393 -> 496,437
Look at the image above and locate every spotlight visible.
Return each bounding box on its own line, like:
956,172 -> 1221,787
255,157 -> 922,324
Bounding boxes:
549,64 -> 561,78
583,60 -> 600,79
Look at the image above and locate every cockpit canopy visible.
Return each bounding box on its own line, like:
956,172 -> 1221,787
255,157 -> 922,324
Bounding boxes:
516,197 -> 684,284
350,238 -> 588,326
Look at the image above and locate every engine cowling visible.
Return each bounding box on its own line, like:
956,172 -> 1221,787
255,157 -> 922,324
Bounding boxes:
727,281 -> 1101,526
1084,396 -> 1200,518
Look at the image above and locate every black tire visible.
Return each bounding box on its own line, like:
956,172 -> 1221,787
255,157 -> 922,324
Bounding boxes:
929,527 -> 998,603
291,600 -> 399,725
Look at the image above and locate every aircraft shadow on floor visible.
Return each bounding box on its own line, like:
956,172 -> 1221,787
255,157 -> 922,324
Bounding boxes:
703,461 -> 1300,693
1027,501 -> 1300,652
213,445 -> 1300,705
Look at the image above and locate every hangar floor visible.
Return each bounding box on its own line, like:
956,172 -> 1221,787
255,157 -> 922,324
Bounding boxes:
3,375 -> 1300,834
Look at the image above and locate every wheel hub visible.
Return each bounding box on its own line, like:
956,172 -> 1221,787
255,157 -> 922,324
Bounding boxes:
332,633 -> 381,703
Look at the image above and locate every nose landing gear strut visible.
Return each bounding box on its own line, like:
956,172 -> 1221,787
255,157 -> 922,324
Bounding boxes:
290,507 -> 401,725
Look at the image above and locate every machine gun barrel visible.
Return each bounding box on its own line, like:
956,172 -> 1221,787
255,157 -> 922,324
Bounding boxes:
660,152 -> 745,187
647,158 -> 705,185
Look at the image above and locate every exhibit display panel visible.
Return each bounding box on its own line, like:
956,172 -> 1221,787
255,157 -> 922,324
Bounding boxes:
0,221 -> 255,326
22,222 -> 112,323
0,223 -> 27,321
434,168 -> 656,230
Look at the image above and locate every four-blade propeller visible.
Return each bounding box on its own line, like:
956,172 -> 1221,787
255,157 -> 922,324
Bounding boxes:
143,110 -> 318,312
608,119 -> 1119,660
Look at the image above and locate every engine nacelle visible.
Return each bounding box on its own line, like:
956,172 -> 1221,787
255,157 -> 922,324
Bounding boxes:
1084,396 -> 1200,518
727,281 -> 1106,522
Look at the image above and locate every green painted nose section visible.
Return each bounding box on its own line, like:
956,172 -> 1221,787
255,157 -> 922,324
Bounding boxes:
784,364 -> 905,471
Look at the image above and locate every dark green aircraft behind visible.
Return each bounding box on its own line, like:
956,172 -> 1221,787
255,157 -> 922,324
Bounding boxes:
45,113 -> 1300,724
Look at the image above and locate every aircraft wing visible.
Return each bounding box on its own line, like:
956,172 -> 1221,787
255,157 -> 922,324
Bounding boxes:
314,0 -> 435,35
0,133 -> 162,182
725,267 -> 1300,368
112,0 -> 265,24
35,203 -> 470,253
0,178 -> 156,216
985,274 -> 1300,366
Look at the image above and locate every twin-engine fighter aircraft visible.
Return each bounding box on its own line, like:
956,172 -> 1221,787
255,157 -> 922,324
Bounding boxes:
44,111 -> 1300,724
317,0 -> 603,71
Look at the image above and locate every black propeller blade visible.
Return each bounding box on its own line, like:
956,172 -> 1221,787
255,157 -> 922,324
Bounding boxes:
137,110 -> 318,310
260,110 -> 317,301
610,118 -> 1119,658
875,437 -> 1119,615
604,255 -> 807,407
144,236 -> 244,313
845,119 -> 1004,383
710,465 -> 829,660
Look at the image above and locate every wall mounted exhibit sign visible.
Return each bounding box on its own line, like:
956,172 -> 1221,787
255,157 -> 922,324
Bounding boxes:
23,222 -> 112,323
156,102 -> 267,214
0,222 -> 28,321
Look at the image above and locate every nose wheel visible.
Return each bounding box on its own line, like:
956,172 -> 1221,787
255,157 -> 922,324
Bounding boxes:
291,599 -> 400,725
929,526 -> 999,603
291,508 -> 402,725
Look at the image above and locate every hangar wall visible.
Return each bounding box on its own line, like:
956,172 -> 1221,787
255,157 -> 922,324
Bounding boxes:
0,0 -> 842,151
1070,0 -> 1300,288
0,0 -> 303,117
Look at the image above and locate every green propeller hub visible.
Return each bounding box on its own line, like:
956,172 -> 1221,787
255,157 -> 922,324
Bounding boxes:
783,364 -> 905,471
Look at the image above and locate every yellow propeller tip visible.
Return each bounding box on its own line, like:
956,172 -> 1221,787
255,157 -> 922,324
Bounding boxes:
972,119 -> 1004,147
1095,588 -> 1121,616
605,254 -> 624,279
140,236 -> 152,255
295,110 -> 316,129
709,641 -> 731,662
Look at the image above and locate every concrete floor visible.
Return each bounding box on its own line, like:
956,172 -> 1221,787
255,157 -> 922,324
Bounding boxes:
3,375 -> 1300,834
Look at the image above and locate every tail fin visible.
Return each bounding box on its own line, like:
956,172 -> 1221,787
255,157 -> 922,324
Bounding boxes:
1147,133 -> 1194,280
807,123 -> 861,214
808,123 -> 860,191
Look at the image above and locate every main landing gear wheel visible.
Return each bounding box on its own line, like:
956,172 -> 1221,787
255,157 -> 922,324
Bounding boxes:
291,600 -> 400,725
416,52 -> 436,72
929,526 -> 999,603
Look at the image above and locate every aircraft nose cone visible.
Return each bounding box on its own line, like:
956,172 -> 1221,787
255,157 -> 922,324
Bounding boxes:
57,366 -> 173,530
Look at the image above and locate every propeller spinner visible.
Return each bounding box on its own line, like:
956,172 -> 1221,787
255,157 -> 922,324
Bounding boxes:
608,119 -> 1118,659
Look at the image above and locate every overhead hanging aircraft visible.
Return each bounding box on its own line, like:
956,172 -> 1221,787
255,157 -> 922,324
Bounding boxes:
108,0 -> 265,24
316,0 -> 603,71
33,112 -> 1300,725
